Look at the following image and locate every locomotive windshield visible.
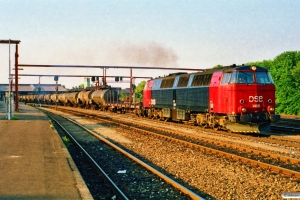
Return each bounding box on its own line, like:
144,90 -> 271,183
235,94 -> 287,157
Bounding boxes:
229,72 -> 254,84
256,71 -> 274,84
221,71 -> 274,84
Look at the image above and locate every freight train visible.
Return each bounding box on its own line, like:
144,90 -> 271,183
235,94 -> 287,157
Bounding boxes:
20,64 -> 280,134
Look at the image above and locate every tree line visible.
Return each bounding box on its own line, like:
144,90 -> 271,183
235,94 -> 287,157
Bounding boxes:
248,51 -> 300,115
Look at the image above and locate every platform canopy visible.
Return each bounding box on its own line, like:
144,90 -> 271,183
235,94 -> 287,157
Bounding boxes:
0,84 -> 66,92
0,40 -> 21,44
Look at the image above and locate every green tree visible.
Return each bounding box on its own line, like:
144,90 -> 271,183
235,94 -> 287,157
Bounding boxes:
271,51 -> 300,115
248,51 -> 300,115
135,81 -> 146,102
213,64 -> 223,69
119,90 -> 129,101
79,84 -> 84,89
247,59 -> 273,70
291,61 -> 300,82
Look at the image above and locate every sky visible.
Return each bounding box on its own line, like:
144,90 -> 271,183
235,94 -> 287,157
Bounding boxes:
1,0 -> 299,89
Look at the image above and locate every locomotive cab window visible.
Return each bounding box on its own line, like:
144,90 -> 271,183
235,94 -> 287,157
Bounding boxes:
229,71 -> 254,84
256,71 -> 274,84
221,73 -> 231,84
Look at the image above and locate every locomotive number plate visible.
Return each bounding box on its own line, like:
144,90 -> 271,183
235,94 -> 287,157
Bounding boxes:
252,104 -> 260,108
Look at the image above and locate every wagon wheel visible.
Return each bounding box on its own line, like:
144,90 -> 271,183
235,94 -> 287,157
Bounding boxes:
201,123 -> 208,128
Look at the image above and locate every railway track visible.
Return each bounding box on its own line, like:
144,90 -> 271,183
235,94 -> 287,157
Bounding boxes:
43,109 -> 207,200
271,118 -> 300,133
138,115 -> 300,154
47,113 -> 128,200
137,114 -> 300,158
34,105 -> 300,199
43,106 -> 300,179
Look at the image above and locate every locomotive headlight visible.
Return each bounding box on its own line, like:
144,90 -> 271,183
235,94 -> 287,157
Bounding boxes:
242,108 -> 247,112
268,99 -> 272,103
240,99 -> 245,104
251,66 -> 257,71
267,106 -> 275,113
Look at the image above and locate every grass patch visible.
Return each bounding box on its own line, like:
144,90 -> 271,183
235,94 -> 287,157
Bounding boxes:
3,115 -> 19,120
11,116 -> 19,120
62,136 -> 72,148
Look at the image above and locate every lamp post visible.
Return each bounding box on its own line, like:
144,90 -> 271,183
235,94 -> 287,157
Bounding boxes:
0,39 -> 21,119
54,76 -> 58,110
15,43 -> 19,112
8,39 -> 11,119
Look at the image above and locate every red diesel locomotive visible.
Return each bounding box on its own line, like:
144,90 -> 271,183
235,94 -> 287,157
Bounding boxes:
143,65 -> 280,134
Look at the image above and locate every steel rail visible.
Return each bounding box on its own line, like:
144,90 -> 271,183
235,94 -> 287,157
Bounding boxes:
165,118 -> 300,148
48,115 -> 130,200
48,106 -> 300,166
147,127 -> 300,165
74,108 -> 300,166
271,124 -> 300,133
270,135 -> 300,143
63,116 -> 206,200
43,106 -> 300,180
53,106 -> 300,179
88,107 -> 300,149
119,122 -> 300,179
44,105 -> 300,162
62,108 -> 300,179
104,115 -> 300,165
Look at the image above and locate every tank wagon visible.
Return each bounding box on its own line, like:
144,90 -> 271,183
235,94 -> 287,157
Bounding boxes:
43,94 -> 52,104
21,88 -> 132,112
142,65 -> 280,134
65,92 -> 79,107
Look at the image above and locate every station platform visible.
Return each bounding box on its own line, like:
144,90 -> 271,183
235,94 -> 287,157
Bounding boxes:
0,101 -> 93,200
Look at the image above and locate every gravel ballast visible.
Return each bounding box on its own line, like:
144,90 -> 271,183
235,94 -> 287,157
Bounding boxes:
49,109 -> 300,200
97,126 -> 299,199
